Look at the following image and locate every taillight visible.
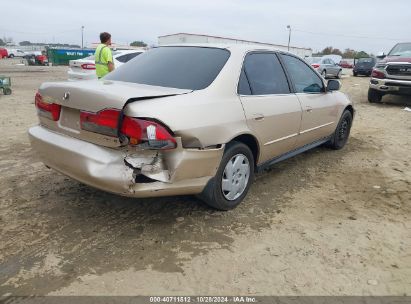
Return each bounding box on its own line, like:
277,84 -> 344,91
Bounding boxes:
80,109 -> 120,137
81,63 -> 95,70
35,92 -> 61,121
79,109 -> 177,150
371,69 -> 385,79
121,117 -> 177,150
311,64 -> 320,69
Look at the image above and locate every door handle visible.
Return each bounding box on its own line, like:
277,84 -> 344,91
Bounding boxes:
305,106 -> 313,113
252,114 -> 265,121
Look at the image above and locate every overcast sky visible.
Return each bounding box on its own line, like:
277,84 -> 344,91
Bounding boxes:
1,0 -> 410,54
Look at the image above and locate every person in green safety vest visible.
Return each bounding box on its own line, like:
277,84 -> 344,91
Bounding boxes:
95,32 -> 114,79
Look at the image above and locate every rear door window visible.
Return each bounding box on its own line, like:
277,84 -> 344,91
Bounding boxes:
239,53 -> 290,95
280,54 -> 325,94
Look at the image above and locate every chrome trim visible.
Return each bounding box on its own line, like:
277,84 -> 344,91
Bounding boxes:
300,122 -> 334,134
264,133 -> 298,146
370,78 -> 411,86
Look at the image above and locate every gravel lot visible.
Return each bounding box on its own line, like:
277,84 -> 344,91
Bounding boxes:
0,59 -> 410,296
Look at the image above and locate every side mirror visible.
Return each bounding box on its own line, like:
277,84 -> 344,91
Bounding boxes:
376,52 -> 386,59
327,79 -> 341,91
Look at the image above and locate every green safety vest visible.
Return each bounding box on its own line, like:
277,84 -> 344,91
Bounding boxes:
95,44 -> 113,78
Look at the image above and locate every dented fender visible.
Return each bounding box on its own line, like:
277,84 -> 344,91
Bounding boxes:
124,138 -> 224,184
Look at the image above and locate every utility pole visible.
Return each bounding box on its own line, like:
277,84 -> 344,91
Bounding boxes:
287,25 -> 291,51
81,26 -> 85,49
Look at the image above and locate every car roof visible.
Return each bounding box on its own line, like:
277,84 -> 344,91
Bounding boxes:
157,43 -> 296,55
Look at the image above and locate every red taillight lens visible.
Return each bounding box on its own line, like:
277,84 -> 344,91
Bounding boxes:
121,117 -> 177,150
35,92 -> 61,121
79,109 -> 176,150
81,63 -> 95,70
371,69 -> 385,79
311,64 -> 320,69
80,109 -> 120,137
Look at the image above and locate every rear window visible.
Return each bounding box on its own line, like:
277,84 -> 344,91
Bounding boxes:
105,47 -> 230,90
358,58 -> 373,63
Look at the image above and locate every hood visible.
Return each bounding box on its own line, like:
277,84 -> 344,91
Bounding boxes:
39,80 -> 192,113
379,56 -> 411,64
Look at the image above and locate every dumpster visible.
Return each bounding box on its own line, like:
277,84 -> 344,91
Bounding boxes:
47,48 -> 95,66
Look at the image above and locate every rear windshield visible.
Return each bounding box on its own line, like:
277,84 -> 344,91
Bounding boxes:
105,46 -> 231,90
358,58 -> 373,63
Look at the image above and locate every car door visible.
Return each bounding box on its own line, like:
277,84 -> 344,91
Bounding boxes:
238,52 -> 303,164
280,54 -> 339,147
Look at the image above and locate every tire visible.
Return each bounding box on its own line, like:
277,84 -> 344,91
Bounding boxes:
199,141 -> 254,210
327,110 -> 353,150
336,70 -> 342,79
321,70 -> 327,78
3,88 -> 12,95
9,54 -> 14,58
368,88 -> 383,103
353,72 -> 358,77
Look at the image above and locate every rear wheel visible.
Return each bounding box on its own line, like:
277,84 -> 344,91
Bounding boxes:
199,141 -> 254,210
3,88 -> 12,95
327,110 -> 352,150
9,54 -> 14,58
368,88 -> 383,103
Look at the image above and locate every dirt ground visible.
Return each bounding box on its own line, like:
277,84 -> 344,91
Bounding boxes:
0,58 -> 410,296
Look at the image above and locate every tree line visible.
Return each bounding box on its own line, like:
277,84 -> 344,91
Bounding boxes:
313,46 -> 371,59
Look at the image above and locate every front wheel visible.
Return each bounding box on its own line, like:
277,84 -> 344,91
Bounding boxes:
368,88 -> 383,103
199,141 -> 254,210
327,110 -> 353,150
9,54 -> 14,58
321,70 -> 327,78
336,70 -> 342,79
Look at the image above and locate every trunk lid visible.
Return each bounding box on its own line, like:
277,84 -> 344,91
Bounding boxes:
37,80 -> 192,147
39,80 -> 191,112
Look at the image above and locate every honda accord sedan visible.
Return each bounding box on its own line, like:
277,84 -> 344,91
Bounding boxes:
29,44 -> 354,210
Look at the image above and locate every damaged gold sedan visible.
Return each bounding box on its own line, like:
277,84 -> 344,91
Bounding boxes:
29,45 -> 354,210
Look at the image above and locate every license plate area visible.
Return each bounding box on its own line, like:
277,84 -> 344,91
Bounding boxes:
58,107 -> 81,132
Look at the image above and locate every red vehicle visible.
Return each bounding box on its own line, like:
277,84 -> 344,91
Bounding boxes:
339,60 -> 353,68
0,48 -> 8,59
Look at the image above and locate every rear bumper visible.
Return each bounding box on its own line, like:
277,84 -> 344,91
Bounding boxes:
369,78 -> 411,95
353,68 -> 371,74
28,126 -> 223,198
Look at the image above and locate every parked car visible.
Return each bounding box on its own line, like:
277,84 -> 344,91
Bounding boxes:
67,49 -> 144,81
6,49 -> 26,58
310,57 -> 343,79
339,60 -> 353,68
0,48 -> 8,59
353,57 -> 376,76
29,44 -> 354,210
368,42 -> 411,102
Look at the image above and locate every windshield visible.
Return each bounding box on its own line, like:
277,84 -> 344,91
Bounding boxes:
358,58 -> 373,63
83,55 -> 95,60
388,43 -> 411,57
105,46 -> 231,90
310,57 -> 322,63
